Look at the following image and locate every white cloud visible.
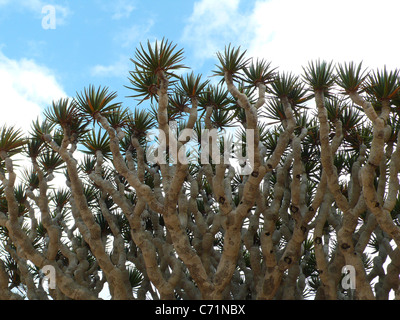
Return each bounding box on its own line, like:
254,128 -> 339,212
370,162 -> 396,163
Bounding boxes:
51,5 -> 72,26
91,19 -> 155,78
247,0 -> 400,73
0,50 -> 68,186
0,50 -> 66,132
181,0 -> 250,64
183,0 -> 400,74
96,0 -> 135,20
111,0 -> 135,20
114,20 -> 154,48
90,55 -> 131,78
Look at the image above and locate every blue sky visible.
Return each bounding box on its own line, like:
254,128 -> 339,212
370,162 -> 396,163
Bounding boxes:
0,0 -> 399,131
0,0 -> 206,100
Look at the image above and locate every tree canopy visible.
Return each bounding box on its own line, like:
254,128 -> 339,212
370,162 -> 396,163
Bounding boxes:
0,39 -> 400,300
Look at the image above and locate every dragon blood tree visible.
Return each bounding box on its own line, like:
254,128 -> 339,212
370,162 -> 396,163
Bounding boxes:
0,39 -> 400,300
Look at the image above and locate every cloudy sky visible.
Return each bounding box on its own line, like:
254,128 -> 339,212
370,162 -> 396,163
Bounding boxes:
0,0 -> 399,131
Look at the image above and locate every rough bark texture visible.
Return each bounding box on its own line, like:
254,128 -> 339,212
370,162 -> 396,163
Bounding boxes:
0,44 -> 399,300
